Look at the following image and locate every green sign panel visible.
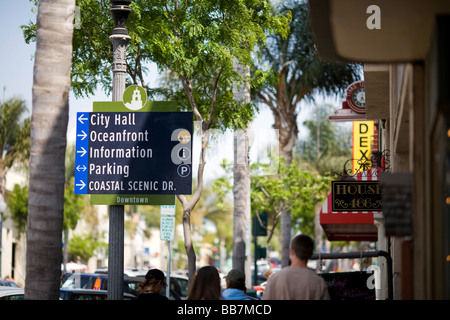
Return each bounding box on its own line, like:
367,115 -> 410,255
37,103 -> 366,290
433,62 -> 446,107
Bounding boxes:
85,85 -> 182,205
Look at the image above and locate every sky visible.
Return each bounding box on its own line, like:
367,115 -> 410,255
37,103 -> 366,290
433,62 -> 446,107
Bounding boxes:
0,1 -> 345,183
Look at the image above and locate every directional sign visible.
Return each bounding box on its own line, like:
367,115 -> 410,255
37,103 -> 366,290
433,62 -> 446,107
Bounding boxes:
74,111 -> 193,195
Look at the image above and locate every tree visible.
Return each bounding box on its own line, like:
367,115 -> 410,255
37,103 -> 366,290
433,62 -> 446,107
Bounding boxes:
254,0 -> 360,266
251,159 -> 329,243
25,0 -> 75,300
214,159 -> 330,253
298,103 -> 352,174
298,103 -> 353,267
23,0 -> 289,286
0,98 -> 30,197
135,0 -> 289,284
6,184 -> 29,236
68,233 -> 106,264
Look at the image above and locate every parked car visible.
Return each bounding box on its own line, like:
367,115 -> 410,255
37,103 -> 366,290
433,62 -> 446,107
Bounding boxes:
0,287 -> 24,300
94,267 -> 149,277
0,280 -> 19,287
59,288 -> 135,300
61,273 -> 140,295
61,272 -> 189,300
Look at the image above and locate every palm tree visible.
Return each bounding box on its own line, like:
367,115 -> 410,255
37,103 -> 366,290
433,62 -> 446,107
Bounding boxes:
0,98 -> 30,197
25,0 -> 76,300
255,0 -> 360,266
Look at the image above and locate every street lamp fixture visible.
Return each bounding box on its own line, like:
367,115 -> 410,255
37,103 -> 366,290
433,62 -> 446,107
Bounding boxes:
110,0 -> 132,35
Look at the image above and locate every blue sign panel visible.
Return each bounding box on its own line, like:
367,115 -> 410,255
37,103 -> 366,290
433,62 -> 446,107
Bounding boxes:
74,112 -> 193,195
75,113 -> 89,193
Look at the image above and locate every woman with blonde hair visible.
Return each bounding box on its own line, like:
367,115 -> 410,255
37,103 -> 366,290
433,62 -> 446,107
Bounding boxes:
187,265 -> 223,300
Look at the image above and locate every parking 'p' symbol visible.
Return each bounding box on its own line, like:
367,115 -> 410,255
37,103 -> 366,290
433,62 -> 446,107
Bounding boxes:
177,164 -> 191,177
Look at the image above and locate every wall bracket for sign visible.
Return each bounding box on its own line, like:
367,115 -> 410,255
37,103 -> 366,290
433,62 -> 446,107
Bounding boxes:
331,149 -> 391,179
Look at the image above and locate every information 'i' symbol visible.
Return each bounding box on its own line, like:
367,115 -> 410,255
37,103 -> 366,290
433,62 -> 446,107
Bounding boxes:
178,147 -> 191,162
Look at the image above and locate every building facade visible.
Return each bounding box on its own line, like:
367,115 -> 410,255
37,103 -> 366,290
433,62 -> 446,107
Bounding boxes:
309,0 -> 450,299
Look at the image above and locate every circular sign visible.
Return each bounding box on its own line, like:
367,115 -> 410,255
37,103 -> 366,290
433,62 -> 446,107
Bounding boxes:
177,147 -> 191,162
178,130 -> 191,144
177,164 -> 191,177
123,85 -> 147,110
346,81 -> 365,114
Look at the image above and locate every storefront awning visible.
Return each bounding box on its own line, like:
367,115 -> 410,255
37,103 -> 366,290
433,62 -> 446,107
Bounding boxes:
320,168 -> 382,241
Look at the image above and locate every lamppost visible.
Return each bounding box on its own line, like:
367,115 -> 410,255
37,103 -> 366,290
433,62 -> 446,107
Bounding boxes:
0,194 -> 7,279
108,0 -> 131,300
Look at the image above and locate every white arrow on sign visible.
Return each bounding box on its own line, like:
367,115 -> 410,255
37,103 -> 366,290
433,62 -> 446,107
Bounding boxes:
78,114 -> 88,124
76,180 -> 86,190
76,165 -> 86,172
76,147 -> 87,157
77,130 -> 87,140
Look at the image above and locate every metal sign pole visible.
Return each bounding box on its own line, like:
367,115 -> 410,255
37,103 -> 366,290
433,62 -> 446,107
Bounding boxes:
160,205 -> 175,298
166,241 -> 171,298
107,0 -> 131,300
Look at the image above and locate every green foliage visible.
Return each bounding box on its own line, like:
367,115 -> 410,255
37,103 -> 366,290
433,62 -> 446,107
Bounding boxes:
0,97 -> 31,235
22,0 -> 290,132
213,158 -> 331,237
0,98 -> 30,170
256,0 -> 360,101
251,159 -> 330,236
68,233 -> 106,264
6,184 -> 28,235
201,184 -> 233,253
63,177 -> 85,232
140,0 -> 290,131
297,103 -> 352,173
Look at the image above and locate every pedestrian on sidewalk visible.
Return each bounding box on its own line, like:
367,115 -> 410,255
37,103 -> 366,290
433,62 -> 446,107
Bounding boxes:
222,269 -> 257,300
136,268 -> 169,300
187,265 -> 223,300
262,234 -> 330,300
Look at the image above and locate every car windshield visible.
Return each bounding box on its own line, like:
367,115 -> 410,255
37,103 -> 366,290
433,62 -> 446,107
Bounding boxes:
158,277 -> 189,300
61,274 -> 104,290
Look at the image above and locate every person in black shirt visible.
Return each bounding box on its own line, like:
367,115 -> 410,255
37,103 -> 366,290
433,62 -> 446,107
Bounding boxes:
136,268 -> 169,300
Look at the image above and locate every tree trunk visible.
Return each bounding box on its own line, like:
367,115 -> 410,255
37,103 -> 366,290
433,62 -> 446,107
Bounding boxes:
274,108 -> 298,267
280,205 -> 291,267
25,0 -> 75,300
314,202 -> 323,272
182,207 -> 196,283
232,61 -> 251,288
63,229 -> 69,274
232,129 -> 250,272
177,124 -> 209,287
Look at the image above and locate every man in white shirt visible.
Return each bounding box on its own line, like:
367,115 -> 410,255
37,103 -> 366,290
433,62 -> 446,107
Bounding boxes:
262,234 -> 330,300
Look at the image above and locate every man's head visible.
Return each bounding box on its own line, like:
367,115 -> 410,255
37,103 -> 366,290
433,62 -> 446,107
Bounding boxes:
290,234 -> 314,262
224,269 -> 246,290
